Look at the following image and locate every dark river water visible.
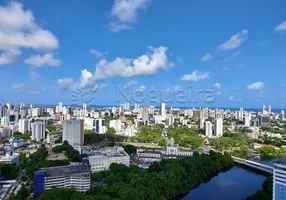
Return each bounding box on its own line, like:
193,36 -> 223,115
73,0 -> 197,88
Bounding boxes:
182,157 -> 277,200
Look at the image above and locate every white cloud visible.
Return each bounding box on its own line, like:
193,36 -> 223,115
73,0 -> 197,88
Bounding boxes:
24,53 -> 61,67
214,83 -> 221,89
218,30 -> 248,51
94,46 -> 173,80
12,84 -> 24,89
28,69 -> 40,79
180,70 -> 210,81
0,48 -> 21,65
201,53 -> 212,62
108,0 -> 151,32
56,78 -> 74,90
228,96 -> 234,100
90,49 -> 107,57
275,20 -> 286,32
217,92 -> 222,95
247,81 -> 264,91
0,2 -> 59,64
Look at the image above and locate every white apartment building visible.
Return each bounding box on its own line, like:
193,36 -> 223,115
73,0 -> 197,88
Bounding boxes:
273,161 -> 286,200
62,119 -> 84,147
18,119 -> 30,133
88,146 -> 130,173
109,119 -> 122,131
33,164 -> 90,198
160,103 -> 166,116
205,121 -> 213,138
214,114 -> 223,137
31,121 -> 46,141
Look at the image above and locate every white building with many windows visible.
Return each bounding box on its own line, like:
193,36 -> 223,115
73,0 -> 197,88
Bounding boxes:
273,161 -> 286,200
33,164 -> 90,198
87,146 -> 130,172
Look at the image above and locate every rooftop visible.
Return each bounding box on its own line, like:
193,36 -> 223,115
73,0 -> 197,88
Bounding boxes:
38,164 -> 89,177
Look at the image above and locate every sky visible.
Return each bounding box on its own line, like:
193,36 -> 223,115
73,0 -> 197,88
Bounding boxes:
0,0 -> 286,108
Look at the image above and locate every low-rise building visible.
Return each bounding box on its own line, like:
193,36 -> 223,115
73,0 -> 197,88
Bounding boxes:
0,154 -> 19,164
87,146 -> 130,172
249,142 -> 278,150
33,164 -> 90,198
12,138 -> 26,148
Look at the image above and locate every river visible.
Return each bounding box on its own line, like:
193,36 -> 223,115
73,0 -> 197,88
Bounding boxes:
182,157 -> 277,200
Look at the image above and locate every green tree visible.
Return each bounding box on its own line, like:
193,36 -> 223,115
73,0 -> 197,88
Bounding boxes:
1,163 -> 19,180
52,145 -> 63,153
158,138 -> 167,146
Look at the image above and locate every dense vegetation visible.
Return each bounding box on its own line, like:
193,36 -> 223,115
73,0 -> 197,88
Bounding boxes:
258,147 -> 286,158
246,176 -> 272,200
38,151 -> 234,200
10,186 -> 30,200
21,145 -> 69,181
209,137 -> 248,150
84,132 -> 126,146
0,163 -> 19,180
47,125 -> 57,132
262,127 -> 286,135
132,125 -> 203,149
13,132 -> 31,140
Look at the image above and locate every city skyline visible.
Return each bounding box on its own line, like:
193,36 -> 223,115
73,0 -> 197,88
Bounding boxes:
1,1 -> 286,107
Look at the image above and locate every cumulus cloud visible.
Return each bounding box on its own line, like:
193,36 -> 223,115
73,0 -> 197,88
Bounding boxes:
275,20 -> 286,32
56,78 -> 74,90
108,0 -> 151,32
24,53 -> 61,67
0,2 -> 59,64
214,83 -> 221,89
247,81 -> 264,91
94,46 -> 173,80
0,48 -> 21,65
180,70 -> 210,81
201,53 -> 212,62
90,49 -> 107,57
218,30 -> 248,51
12,84 -> 24,89
28,69 -> 40,79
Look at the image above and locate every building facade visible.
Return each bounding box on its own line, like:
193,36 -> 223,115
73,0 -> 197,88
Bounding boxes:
62,119 -> 84,147
31,121 -> 46,141
273,161 -> 286,200
33,164 -> 90,198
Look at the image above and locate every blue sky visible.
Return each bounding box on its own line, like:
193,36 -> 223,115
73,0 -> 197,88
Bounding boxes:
0,0 -> 286,108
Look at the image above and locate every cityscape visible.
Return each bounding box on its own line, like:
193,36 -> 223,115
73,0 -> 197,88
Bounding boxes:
0,1 -> 286,200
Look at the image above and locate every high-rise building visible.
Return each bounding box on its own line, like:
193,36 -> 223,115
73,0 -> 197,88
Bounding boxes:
142,108 -> 149,125
214,114 -> 223,137
19,119 -> 30,134
95,118 -> 106,134
281,110 -> 285,121
273,160 -> 286,200
62,119 -> 84,146
83,103 -> 87,115
0,105 -> 7,118
58,102 -> 63,113
109,119 -> 122,131
32,108 -> 40,117
205,121 -> 213,138
239,107 -> 244,121
268,105 -> 272,114
244,113 -> 251,127
160,103 -> 166,116
31,121 -> 46,141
